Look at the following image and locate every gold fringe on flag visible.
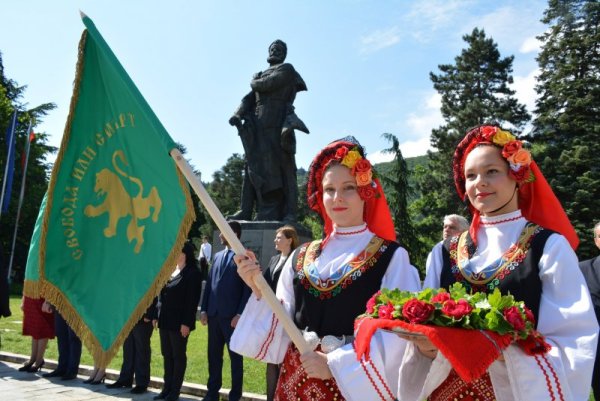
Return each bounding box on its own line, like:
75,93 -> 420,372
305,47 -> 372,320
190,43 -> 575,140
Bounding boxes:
38,29 -> 196,367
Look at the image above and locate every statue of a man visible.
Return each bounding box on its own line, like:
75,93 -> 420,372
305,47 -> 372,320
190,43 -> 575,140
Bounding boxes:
229,39 -> 308,222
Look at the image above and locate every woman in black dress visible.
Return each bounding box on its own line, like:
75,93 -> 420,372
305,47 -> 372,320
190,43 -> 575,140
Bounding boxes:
153,242 -> 202,401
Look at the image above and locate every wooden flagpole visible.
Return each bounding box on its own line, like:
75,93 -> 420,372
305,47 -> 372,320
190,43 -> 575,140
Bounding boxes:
170,149 -> 311,354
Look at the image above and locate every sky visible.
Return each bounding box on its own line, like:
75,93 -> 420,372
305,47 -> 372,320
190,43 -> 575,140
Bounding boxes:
0,0 -> 547,178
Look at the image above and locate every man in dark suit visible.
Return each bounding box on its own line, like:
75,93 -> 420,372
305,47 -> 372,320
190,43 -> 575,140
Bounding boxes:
579,221 -> 600,401
200,221 -> 250,401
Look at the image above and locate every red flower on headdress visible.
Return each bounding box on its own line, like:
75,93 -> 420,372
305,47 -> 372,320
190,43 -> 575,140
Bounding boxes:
335,146 -> 349,160
480,126 -> 498,140
502,140 -> 522,158
352,158 -> 372,174
509,166 -> 531,182
358,185 -> 376,200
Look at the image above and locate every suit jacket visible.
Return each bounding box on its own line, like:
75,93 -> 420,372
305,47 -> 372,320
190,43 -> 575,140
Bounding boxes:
201,248 -> 251,318
157,264 -> 202,332
580,256 -> 600,321
263,254 -> 287,292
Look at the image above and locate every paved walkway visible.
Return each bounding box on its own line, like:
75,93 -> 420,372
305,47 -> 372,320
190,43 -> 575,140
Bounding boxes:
0,359 -> 203,401
0,352 -> 265,401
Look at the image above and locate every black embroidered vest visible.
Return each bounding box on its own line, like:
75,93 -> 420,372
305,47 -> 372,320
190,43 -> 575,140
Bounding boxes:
440,222 -> 554,325
292,237 -> 398,337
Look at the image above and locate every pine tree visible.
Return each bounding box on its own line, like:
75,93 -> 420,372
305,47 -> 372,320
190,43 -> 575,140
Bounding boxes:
533,0 -> 600,259
199,153 -> 245,235
413,28 -> 530,245
0,51 -> 56,283
381,133 -> 427,274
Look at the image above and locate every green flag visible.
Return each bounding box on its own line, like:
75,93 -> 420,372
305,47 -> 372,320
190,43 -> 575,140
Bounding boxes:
39,14 -> 194,365
23,193 -> 47,299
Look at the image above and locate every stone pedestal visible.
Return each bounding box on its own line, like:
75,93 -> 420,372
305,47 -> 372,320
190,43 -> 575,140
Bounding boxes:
212,221 -> 313,268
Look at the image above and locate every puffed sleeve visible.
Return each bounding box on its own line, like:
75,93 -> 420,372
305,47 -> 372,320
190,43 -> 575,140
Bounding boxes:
327,246 -> 422,401
501,234 -> 598,401
229,249 -> 297,364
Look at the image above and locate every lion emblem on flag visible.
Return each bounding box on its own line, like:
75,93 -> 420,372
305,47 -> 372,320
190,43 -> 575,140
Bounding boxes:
84,150 -> 162,253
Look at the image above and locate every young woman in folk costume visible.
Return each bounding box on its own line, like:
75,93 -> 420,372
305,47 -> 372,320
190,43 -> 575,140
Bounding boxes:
231,137 -> 421,401
391,125 -> 597,401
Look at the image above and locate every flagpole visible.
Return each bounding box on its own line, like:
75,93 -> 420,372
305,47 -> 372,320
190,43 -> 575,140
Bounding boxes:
0,110 -> 18,220
7,122 -> 33,283
170,148 -> 311,354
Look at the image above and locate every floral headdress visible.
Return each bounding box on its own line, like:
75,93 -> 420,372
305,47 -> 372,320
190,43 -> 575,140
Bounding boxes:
453,125 -> 534,202
453,125 -> 579,250
331,145 -> 379,201
307,137 -> 396,242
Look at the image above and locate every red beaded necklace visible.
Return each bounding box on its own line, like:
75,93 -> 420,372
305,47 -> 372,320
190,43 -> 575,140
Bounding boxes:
334,226 -> 368,235
480,215 -> 523,226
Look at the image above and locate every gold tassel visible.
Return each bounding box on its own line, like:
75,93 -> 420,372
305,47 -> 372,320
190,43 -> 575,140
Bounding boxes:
23,280 -> 41,299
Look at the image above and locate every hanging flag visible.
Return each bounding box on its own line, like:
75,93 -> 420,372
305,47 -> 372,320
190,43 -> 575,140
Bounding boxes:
39,13 -> 195,366
21,128 -> 35,169
23,194 -> 47,299
1,110 -> 18,213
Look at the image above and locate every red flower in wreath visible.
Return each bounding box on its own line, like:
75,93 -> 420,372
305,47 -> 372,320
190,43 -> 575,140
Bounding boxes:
402,299 -> 434,324
523,306 -> 535,323
378,302 -> 395,319
441,299 -> 473,319
504,306 -> 526,331
366,291 -> 380,314
431,292 -> 451,304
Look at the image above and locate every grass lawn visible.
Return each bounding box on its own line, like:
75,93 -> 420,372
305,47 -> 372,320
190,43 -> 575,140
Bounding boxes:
0,295 -> 267,395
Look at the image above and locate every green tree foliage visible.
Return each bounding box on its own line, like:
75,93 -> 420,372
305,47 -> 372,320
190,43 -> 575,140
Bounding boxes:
296,167 -> 323,240
198,153 -> 245,236
533,0 -> 600,259
413,28 -> 530,247
0,51 -> 57,283
173,141 -> 204,240
380,133 -> 427,273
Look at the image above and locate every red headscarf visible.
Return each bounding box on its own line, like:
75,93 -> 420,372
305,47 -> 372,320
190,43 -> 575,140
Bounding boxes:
453,125 -> 579,250
307,137 -> 396,243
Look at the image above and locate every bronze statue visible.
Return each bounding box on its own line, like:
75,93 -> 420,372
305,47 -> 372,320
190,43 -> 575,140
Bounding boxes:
229,39 -> 308,222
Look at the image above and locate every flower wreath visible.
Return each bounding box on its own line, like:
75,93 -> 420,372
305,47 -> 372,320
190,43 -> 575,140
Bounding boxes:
453,125 -> 535,205
355,283 -> 551,383
479,126 -> 534,183
362,282 -> 539,339
332,145 -> 380,201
